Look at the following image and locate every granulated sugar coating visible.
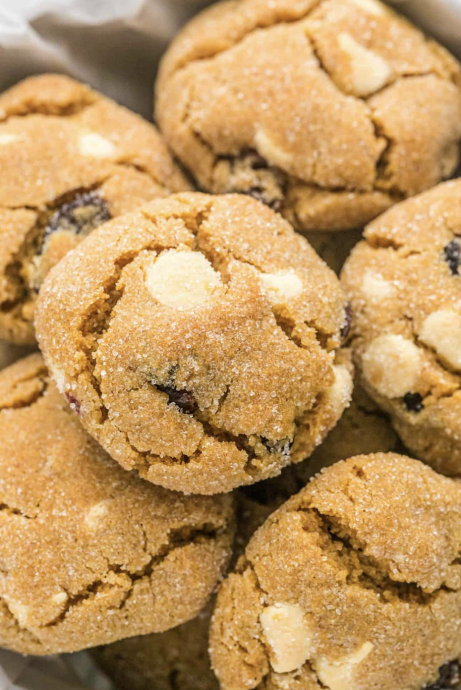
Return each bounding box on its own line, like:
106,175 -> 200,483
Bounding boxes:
155,0 -> 461,234
36,192 -> 351,495
210,454 -> 461,690
342,180 -> 461,476
0,74 -> 190,344
0,354 -> 234,655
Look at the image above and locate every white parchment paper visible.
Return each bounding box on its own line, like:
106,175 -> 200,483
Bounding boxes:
0,0 -> 460,687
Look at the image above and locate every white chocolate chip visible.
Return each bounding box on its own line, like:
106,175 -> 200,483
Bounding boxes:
51,591 -> 68,605
260,271 -> 303,306
349,0 -> 386,16
84,501 -> 109,529
338,34 -> 391,96
145,250 -> 223,310
0,133 -> 18,145
51,367 -> 68,395
325,364 -> 353,418
254,130 -> 293,169
361,271 -> 395,302
362,334 -> 422,398
419,309 -> 461,371
4,599 -> 30,628
314,642 -> 374,690
260,603 -> 312,674
78,132 -> 116,158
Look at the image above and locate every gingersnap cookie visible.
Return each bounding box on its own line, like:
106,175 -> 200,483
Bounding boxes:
210,453 -> 461,690
342,180 -> 461,476
36,192 -> 351,495
155,0 -> 461,235
0,354 -> 234,655
0,74 -> 190,344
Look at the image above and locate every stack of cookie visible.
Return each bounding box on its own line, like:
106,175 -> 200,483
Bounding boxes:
0,1 -> 461,689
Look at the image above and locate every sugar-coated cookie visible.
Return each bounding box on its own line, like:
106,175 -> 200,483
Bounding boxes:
342,180 -> 461,476
0,354 -> 234,655
36,193 -> 351,495
156,0 -> 461,233
0,74 -> 189,344
210,454 -> 461,690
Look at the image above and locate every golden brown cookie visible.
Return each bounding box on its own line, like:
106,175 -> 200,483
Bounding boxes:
0,354 -> 234,655
155,0 -> 461,234
342,180 -> 461,476
36,192 -> 351,495
210,453 -> 461,690
0,74 -> 190,344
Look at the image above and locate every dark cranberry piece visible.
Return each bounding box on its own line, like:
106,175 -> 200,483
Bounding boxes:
157,385 -> 197,414
44,191 -> 111,244
424,660 -> 461,689
65,393 -> 81,414
340,303 -> 353,342
443,239 -> 461,276
403,392 -> 424,413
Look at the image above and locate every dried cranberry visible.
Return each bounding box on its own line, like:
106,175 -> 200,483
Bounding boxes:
403,392 -> 424,413
65,393 -> 81,414
44,191 -> 111,244
443,239 -> 461,276
157,385 -> 197,414
424,660 -> 461,689
340,303 -> 353,342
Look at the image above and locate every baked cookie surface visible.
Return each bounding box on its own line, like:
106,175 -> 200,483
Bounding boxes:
155,0 -> 461,233
0,74 -> 189,344
0,354 -> 234,655
210,454 -> 461,690
342,180 -> 461,476
36,192 -> 351,495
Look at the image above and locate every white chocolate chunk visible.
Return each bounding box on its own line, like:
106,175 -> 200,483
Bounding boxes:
146,250 -> 223,310
362,334 -> 422,398
419,309 -> 461,371
51,591 -> 68,605
361,271 -> 395,301
0,133 -> 18,145
325,364 -> 353,418
78,132 -> 116,158
338,33 -> 391,96
260,603 -> 312,673
84,501 -> 109,529
260,271 -> 303,305
52,367 -> 68,395
4,599 -> 30,628
314,642 -> 374,690
349,0 -> 386,16
254,130 -> 293,169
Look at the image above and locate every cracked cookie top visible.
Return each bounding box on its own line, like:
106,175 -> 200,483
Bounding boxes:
210,453 -> 461,690
0,354 -> 234,655
155,0 -> 461,234
0,74 -> 190,345
35,192 -> 350,495
341,180 -> 461,476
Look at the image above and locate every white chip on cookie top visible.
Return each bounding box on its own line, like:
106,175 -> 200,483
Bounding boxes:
254,130 -> 293,169
0,133 -> 18,145
361,271 -> 395,302
78,132 -> 117,158
260,271 -> 303,306
338,34 -> 392,97
145,250 -> 223,310
314,642 -> 374,690
362,334 -> 422,398
260,603 -> 312,674
419,309 -> 461,372
325,364 -> 354,417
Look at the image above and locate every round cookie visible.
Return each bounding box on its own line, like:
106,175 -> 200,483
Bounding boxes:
36,192 -> 351,495
210,453 -> 461,690
342,180 -> 461,476
0,74 -> 190,344
155,0 -> 461,234
0,354 -> 234,655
